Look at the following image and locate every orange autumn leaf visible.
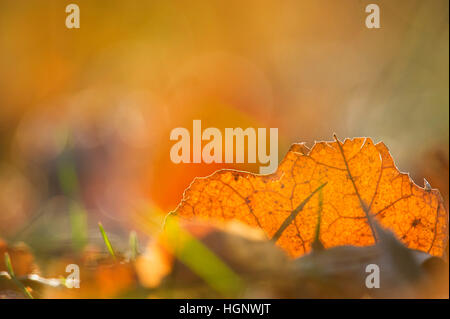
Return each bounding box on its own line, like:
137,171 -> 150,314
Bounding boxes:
171,137 -> 448,258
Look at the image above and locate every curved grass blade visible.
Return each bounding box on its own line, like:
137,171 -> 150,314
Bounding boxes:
98,222 -> 116,261
4,252 -> 34,299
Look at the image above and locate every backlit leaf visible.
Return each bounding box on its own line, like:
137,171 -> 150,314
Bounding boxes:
171,137 -> 448,258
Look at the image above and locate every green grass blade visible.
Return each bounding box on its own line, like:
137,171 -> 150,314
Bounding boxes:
98,222 -> 116,261
69,202 -> 88,252
312,188 -> 325,251
128,231 -> 140,261
4,252 -> 15,277
4,252 -> 34,299
164,218 -> 243,297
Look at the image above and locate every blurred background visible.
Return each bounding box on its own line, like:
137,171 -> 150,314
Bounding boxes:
0,0 -> 448,259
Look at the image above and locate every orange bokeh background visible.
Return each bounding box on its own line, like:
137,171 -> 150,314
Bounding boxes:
0,1 -> 447,252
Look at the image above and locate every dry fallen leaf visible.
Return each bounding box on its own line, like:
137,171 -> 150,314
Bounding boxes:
138,219 -> 291,298
137,219 -> 447,298
171,137 -> 448,258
